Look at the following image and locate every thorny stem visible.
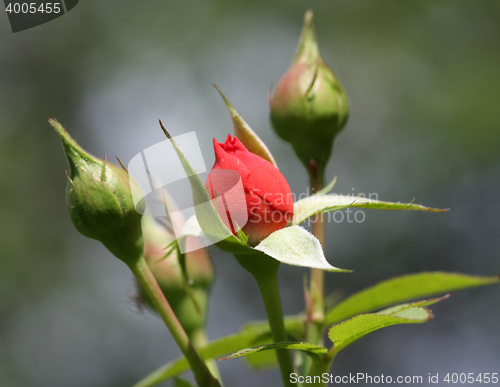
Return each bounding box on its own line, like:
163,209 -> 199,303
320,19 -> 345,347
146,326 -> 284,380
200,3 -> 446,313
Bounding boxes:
128,256 -> 221,387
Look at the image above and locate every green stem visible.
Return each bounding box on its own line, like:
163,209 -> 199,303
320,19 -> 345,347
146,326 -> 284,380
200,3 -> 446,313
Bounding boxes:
304,173 -> 326,376
190,328 -> 223,385
235,253 -> 294,387
128,256 -> 221,387
308,352 -> 336,387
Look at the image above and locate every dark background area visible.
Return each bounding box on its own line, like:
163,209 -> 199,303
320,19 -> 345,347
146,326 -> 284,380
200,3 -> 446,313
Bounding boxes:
1,1 -> 499,386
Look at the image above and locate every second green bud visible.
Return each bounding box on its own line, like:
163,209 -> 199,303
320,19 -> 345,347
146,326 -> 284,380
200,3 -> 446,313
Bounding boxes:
270,11 -> 349,182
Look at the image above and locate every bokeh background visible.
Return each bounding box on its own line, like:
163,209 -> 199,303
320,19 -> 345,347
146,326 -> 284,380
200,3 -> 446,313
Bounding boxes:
1,1 -> 499,386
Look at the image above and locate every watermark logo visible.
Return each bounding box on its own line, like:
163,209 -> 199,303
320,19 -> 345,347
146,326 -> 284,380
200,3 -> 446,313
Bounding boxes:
127,132 -> 247,253
4,1 -> 79,33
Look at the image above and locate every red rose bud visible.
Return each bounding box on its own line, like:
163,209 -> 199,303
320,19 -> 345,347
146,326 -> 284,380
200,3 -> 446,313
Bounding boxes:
205,135 -> 294,246
270,10 -> 349,180
50,119 -> 143,264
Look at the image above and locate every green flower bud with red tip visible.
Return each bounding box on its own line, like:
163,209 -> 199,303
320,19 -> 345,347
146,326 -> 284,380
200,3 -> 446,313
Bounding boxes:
50,119 -> 143,264
270,10 -> 349,181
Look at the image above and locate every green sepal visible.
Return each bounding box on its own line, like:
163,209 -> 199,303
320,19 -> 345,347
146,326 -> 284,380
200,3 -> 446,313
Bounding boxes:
292,194 -> 447,226
315,175 -> 337,195
254,225 -> 349,272
214,85 -> 278,168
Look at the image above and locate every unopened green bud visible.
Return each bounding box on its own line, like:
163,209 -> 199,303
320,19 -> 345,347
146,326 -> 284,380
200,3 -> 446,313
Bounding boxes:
270,10 -> 349,180
50,119 -> 143,264
140,216 -> 214,338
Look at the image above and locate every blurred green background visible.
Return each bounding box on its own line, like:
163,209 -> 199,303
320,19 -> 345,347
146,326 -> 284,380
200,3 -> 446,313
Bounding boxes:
1,1 -> 499,386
